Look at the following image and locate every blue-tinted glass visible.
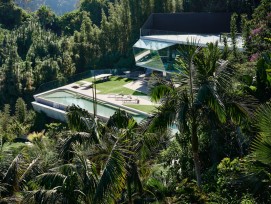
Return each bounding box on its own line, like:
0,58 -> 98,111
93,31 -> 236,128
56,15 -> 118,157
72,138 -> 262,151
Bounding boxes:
133,39 -> 181,72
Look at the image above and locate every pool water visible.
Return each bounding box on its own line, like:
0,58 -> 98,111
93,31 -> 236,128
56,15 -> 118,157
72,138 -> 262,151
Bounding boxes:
39,90 -> 148,122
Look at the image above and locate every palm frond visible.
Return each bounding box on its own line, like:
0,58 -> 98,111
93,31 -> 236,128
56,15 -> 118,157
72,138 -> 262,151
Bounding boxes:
107,109 -> 135,130
136,132 -> 160,161
49,163 -> 77,175
94,137 -> 131,203
215,62 -> 233,90
198,84 -> 226,123
92,116 -> 103,142
0,181 -> 8,194
147,97 -> 177,132
59,131 -> 96,163
128,162 -> 143,195
74,151 -> 98,198
150,84 -> 173,102
23,189 -> 61,204
193,42 -> 233,93
19,157 -> 41,190
177,39 -> 199,64
36,173 -> 66,189
251,137 -> 271,165
251,102 -> 271,165
254,102 -> 271,138
174,92 -> 190,133
207,98 -> 226,123
3,154 -> 23,193
226,95 -> 257,124
66,104 -> 94,132
240,155 -> 271,195
145,177 -> 167,201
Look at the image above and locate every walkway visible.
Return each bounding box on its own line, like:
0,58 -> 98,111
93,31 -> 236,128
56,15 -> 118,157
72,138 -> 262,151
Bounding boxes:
123,79 -> 149,94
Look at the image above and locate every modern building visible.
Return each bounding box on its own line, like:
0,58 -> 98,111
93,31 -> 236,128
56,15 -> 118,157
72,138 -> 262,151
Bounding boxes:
133,13 -> 243,73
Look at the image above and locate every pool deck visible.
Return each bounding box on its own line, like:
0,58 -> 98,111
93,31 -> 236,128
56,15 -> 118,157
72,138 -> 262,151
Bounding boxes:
123,80 -> 149,94
62,80 -> 156,107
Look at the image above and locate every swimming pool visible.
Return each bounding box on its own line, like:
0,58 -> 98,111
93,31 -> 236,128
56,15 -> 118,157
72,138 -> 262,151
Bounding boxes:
35,90 -> 149,123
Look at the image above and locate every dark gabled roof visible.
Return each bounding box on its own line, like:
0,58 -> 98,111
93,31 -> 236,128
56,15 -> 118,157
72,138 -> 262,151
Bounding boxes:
141,13 -> 233,35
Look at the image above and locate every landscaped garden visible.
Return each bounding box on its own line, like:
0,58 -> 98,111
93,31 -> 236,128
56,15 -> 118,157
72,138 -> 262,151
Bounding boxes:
77,76 -> 156,114
79,76 -> 146,95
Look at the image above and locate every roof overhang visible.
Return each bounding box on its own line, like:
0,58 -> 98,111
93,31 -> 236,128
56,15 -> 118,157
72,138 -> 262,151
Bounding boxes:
133,39 -> 174,50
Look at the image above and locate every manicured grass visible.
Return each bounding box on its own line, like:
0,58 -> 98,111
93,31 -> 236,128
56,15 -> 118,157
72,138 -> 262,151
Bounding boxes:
125,104 -> 157,113
80,76 -> 146,96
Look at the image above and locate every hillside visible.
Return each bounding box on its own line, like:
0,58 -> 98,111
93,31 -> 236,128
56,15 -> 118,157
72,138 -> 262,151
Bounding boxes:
15,0 -> 79,15
1,0 -> 271,203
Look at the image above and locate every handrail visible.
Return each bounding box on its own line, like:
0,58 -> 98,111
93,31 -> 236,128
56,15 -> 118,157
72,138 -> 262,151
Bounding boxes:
140,28 -> 243,43
141,28 -> 242,37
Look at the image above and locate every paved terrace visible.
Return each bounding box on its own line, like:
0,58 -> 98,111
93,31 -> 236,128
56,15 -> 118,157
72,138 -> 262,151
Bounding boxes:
123,80 -> 149,94
62,79 -> 155,107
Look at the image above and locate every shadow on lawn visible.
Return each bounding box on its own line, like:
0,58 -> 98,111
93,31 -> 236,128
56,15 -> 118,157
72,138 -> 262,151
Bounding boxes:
114,76 -> 133,82
131,91 -> 147,96
94,76 -> 132,84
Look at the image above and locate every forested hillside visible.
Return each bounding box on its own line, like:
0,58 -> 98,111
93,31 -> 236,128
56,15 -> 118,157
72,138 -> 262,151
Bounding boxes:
0,0 -> 261,107
15,0 -> 80,15
1,0 -> 271,203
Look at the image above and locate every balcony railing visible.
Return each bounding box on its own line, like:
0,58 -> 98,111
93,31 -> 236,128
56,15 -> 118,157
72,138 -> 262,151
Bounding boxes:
35,68 -> 131,94
140,28 -> 242,43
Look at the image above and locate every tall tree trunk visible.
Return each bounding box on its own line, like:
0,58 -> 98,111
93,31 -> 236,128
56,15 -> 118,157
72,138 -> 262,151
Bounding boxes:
127,177 -> 132,204
211,121 -> 218,164
236,126 -> 244,157
191,118 -> 201,186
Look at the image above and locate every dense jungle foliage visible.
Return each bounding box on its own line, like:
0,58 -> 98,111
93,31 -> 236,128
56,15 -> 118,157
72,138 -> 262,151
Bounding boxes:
1,0 -> 271,203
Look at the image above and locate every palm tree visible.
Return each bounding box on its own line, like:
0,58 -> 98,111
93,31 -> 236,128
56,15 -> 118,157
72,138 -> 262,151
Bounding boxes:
148,41 -> 249,186
0,153 -> 40,202
252,102 -> 271,163
228,101 -> 271,201
35,105 -> 171,203
24,137 -> 130,204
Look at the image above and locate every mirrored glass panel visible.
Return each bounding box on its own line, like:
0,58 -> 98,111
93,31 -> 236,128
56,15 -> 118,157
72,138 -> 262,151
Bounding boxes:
134,47 -> 165,71
133,39 -> 181,72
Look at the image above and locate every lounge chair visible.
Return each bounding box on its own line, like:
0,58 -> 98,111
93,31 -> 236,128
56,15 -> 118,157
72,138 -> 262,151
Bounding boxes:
122,98 -> 140,104
80,81 -> 93,89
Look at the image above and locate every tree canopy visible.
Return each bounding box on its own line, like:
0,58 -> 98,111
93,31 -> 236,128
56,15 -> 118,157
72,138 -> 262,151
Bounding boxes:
1,0 -> 271,203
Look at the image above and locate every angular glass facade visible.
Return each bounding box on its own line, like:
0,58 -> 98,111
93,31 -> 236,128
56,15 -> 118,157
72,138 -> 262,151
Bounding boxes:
133,39 -> 181,72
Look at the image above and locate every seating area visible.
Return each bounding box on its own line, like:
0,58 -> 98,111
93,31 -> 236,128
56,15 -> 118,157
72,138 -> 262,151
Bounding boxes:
108,94 -> 140,104
108,93 -> 124,98
80,81 -> 93,89
94,74 -> 112,82
122,98 -> 140,104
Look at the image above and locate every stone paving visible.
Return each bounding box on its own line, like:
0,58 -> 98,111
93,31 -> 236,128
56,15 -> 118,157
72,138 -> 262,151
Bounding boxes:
123,79 -> 149,94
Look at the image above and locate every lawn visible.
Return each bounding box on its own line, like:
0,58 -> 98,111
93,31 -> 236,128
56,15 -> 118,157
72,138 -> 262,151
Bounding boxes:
125,104 -> 157,113
79,76 -> 146,96
74,76 -> 156,114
